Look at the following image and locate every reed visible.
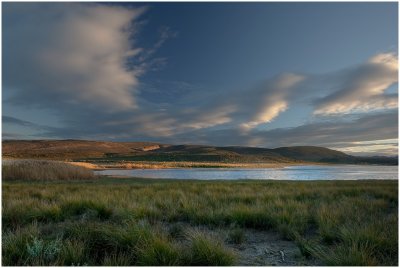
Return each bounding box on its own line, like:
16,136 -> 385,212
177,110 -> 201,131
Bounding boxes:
2,160 -> 96,181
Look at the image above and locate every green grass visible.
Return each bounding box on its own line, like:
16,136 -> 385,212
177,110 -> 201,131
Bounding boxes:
228,227 -> 246,244
185,231 -> 236,265
2,178 -> 398,266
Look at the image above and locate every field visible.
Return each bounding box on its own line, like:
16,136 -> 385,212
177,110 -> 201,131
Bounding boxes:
2,173 -> 398,265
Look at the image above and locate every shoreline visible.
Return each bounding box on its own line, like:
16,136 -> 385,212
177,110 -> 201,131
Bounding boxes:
4,158 -> 395,171
67,160 -> 328,170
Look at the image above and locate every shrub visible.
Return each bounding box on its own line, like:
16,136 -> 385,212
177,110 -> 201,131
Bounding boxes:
26,237 -> 62,265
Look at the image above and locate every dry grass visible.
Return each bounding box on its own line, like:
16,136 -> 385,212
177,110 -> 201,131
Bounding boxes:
2,160 -> 96,181
72,161 -> 290,169
66,161 -> 100,169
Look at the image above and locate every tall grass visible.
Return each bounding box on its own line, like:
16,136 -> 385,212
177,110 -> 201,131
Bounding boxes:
2,220 -> 235,266
2,179 -> 398,265
185,231 -> 236,265
2,160 -> 95,180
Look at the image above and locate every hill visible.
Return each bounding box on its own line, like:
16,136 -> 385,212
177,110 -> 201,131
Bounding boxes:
273,146 -> 353,163
2,140 -> 397,165
2,140 -> 168,159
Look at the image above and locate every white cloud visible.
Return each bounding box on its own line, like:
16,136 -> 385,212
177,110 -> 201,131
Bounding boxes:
314,53 -> 398,115
239,73 -> 305,130
181,106 -> 235,130
3,3 -> 145,111
329,138 -> 398,156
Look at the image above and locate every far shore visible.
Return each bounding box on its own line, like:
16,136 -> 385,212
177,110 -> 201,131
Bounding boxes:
66,160 -> 329,170
0,158 -> 322,170
4,158 -> 395,171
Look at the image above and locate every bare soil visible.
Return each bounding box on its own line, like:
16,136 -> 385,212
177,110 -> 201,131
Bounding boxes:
162,222 -> 320,266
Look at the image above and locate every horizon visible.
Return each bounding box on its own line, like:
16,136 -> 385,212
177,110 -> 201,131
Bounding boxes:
3,2 -> 398,157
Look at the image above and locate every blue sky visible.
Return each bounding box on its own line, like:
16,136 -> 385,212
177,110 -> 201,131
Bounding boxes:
3,2 -> 398,155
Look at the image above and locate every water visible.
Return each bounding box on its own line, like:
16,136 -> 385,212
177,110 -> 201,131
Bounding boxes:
96,165 -> 398,180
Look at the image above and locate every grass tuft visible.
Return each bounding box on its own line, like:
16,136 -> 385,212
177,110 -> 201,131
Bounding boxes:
186,231 -> 236,265
228,228 -> 246,244
136,238 -> 182,265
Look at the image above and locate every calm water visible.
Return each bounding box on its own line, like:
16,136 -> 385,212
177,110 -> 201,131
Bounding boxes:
96,165 -> 398,180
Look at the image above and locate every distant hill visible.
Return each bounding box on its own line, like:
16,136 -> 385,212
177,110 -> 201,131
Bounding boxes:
2,140 -> 397,165
273,146 -> 354,163
150,145 -> 294,163
2,140 -> 168,159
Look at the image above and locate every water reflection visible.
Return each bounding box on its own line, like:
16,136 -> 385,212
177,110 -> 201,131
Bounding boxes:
96,165 -> 398,180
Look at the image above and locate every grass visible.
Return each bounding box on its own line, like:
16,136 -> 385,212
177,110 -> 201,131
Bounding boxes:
2,160 -> 95,181
73,160 -> 288,169
2,177 -> 398,266
228,227 -> 246,244
186,231 -> 236,265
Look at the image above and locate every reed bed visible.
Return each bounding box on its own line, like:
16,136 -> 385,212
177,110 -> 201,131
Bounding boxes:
2,160 -> 96,181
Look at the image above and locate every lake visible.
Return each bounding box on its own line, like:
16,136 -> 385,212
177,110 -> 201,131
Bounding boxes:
96,165 -> 398,180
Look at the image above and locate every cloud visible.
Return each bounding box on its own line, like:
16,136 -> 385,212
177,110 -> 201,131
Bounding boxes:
3,3 -> 145,112
256,111 -> 398,147
329,139 -> 398,156
238,73 -> 305,130
161,111 -> 397,155
3,116 -> 56,132
137,26 -> 178,63
314,53 -> 398,115
3,116 -> 39,128
127,73 -> 305,135
166,52 -> 397,134
2,132 -> 25,140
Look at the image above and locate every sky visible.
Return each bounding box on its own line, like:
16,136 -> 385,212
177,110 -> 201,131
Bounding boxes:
2,2 -> 398,156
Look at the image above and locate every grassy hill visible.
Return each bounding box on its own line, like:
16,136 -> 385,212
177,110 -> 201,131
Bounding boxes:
2,140 -> 397,165
273,146 -> 353,163
2,140 -> 167,160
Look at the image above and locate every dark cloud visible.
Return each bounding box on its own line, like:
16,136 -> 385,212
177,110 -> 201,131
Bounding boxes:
3,116 -> 56,132
2,132 -> 25,140
3,116 -> 38,128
